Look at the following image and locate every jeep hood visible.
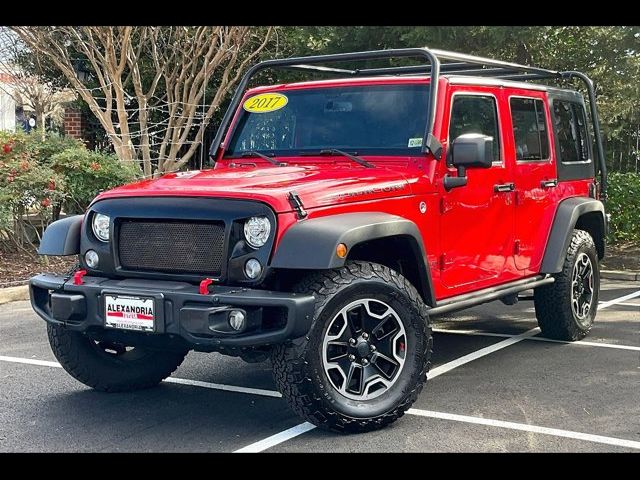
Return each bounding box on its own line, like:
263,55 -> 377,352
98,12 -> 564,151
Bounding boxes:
95,164 -> 413,213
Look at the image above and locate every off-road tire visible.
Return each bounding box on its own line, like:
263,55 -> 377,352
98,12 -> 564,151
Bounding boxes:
271,261 -> 432,433
534,229 -> 599,341
47,324 -> 188,392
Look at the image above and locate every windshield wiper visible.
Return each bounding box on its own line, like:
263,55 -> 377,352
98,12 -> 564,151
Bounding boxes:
240,151 -> 285,166
301,149 -> 375,168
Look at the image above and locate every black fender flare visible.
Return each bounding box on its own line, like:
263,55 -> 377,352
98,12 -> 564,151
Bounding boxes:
38,215 -> 83,256
540,197 -> 606,273
270,212 -> 436,306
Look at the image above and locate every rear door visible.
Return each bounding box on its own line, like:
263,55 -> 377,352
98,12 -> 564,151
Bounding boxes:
507,92 -> 558,273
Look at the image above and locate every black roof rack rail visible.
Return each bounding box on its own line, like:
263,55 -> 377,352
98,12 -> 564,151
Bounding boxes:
209,47 -> 606,197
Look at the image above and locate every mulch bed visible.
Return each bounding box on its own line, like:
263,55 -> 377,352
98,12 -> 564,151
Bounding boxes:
0,250 -> 77,288
600,242 -> 640,272
1,241 -> 638,289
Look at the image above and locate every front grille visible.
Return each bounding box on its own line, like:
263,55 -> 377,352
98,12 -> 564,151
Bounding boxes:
118,220 -> 225,275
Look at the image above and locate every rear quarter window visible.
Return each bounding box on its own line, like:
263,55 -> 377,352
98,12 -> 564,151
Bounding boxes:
549,97 -> 595,181
552,100 -> 590,164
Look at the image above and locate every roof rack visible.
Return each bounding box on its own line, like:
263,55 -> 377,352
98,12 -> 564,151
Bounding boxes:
210,48 -> 606,196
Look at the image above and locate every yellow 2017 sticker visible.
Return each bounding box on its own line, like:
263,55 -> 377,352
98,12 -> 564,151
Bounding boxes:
243,93 -> 288,113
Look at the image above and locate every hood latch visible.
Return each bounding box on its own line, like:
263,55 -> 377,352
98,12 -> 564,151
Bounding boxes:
288,191 -> 308,220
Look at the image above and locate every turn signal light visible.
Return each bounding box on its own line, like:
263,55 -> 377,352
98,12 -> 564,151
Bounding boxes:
336,243 -> 348,258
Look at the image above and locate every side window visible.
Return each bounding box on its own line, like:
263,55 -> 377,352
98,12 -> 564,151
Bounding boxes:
552,100 -> 591,164
449,95 -> 500,163
510,97 -> 549,161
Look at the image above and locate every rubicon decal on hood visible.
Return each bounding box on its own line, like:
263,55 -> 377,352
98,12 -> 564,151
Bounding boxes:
334,183 -> 406,201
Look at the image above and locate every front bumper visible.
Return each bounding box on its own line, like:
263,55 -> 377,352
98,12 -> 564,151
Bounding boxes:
29,273 -> 315,351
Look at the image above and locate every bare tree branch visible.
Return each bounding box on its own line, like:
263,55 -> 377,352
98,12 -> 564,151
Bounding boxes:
10,26 -> 273,175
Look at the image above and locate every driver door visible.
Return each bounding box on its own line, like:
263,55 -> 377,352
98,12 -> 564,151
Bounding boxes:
439,90 -> 517,292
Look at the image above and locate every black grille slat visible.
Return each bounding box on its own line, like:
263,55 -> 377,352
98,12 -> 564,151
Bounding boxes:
118,221 -> 225,275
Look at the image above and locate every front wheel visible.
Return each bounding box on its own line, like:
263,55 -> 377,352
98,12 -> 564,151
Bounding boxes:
272,261 -> 432,433
47,324 -> 188,392
534,229 -> 599,341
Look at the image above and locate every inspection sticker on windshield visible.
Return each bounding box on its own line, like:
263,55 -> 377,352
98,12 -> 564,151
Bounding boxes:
243,93 -> 288,113
104,294 -> 155,332
408,138 -> 423,148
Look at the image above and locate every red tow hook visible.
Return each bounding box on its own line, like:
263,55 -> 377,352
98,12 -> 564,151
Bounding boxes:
199,278 -> 215,295
73,269 -> 88,285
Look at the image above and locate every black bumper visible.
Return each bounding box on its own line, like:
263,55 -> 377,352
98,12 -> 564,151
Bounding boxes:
29,273 -> 315,350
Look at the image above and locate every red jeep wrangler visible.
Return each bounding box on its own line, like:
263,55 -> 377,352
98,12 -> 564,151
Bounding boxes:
30,48 -> 608,433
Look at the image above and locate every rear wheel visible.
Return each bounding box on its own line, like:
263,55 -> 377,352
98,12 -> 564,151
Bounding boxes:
272,261 -> 432,433
47,324 -> 188,392
534,229 -> 599,341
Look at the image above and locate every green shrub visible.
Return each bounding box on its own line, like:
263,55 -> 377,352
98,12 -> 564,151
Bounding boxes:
27,133 -> 84,165
0,131 -> 67,249
0,131 -> 140,250
606,172 -> 640,244
50,147 -> 139,213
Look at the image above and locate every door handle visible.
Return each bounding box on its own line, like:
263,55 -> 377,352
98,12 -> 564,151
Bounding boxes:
494,182 -> 515,193
540,179 -> 558,189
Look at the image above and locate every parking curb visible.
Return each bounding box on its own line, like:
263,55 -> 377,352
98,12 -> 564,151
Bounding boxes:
601,270 -> 639,282
0,285 -> 29,305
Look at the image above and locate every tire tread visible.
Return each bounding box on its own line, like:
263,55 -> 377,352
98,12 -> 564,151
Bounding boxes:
534,229 -> 599,341
272,261 -> 432,433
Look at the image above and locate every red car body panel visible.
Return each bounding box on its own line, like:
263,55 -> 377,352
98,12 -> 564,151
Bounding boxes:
95,160 -> 417,213
95,75 -> 593,302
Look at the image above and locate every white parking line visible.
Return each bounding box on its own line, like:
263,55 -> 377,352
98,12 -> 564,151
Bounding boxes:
234,422 -> 317,453
599,290 -> 640,309
433,328 -> 640,351
428,328 -> 539,378
164,377 -> 282,398
0,355 -> 62,368
406,408 -> 640,451
0,355 -> 283,399
433,288 -> 640,351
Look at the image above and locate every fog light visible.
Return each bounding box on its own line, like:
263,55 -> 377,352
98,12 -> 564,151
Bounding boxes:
85,250 -> 99,269
244,258 -> 262,279
228,310 -> 246,331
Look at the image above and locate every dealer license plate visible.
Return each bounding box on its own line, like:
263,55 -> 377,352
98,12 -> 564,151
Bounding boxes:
104,294 -> 155,332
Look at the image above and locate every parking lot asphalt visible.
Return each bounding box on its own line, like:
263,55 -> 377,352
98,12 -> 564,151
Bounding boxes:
0,279 -> 638,452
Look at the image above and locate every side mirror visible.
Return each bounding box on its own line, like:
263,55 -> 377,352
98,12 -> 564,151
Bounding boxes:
444,134 -> 494,191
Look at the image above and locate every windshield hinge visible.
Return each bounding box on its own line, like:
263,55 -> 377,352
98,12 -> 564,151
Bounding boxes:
288,191 -> 308,220
425,133 -> 443,160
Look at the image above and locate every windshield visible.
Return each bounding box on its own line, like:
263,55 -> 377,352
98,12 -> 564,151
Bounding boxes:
225,84 -> 430,157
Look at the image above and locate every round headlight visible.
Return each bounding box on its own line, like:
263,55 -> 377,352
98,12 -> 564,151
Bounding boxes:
244,216 -> 271,248
92,213 -> 110,242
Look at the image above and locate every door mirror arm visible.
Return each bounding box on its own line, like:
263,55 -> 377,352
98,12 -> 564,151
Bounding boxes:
443,166 -> 468,191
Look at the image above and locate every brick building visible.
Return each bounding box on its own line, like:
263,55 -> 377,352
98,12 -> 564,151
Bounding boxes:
63,107 -> 85,139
